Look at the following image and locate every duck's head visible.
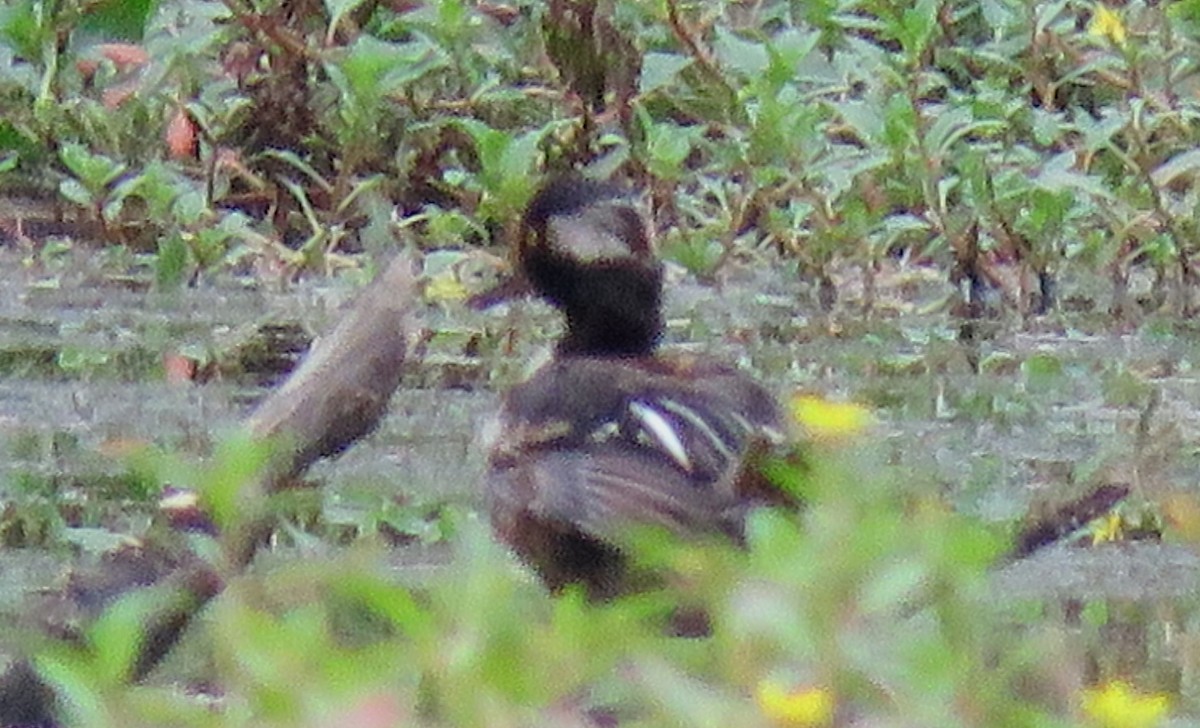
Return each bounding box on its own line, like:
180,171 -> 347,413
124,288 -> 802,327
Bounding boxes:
519,176 -> 653,268
482,175 -> 664,357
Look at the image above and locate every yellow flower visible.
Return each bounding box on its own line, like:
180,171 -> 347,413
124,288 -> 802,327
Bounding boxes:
423,270 -> 469,303
1089,4 -> 1127,47
1081,681 -> 1169,728
1090,511 -> 1124,545
756,681 -> 835,727
789,394 -> 872,441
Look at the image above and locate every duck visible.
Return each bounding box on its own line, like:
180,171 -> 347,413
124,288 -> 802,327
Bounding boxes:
483,175 -> 796,600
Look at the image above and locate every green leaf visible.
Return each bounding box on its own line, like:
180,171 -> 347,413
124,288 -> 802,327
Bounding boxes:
713,27 -> 768,77
1077,600 -> 1109,630
765,27 -> 820,87
77,0 -> 161,41
771,26 -> 820,66
662,233 -> 721,276
645,120 -> 697,180
1168,0 -> 1200,22
324,0 -> 370,38
924,105 -> 1000,157
0,119 -> 41,161
981,0 -> 1020,29
191,227 -> 233,269
201,434 -> 275,534
172,189 -> 207,225
639,52 -> 691,94
1074,108 -> 1126,152
898,0 -> 938,58
861,558 -> 929,613
156,232 -> 190,289
258,149 -> 333,193
1033,151 -> 1114,201
113,161 -> 189,220
498,128 -> 543,183
1029,108 -> 1065,147
833,99 -> 884,144
34,651 -> 106,726
57,347 -> 110,374
0,151 -> 17,173
811,148 -> 889,198
882,94 -> 917,149
59,142 -> 126,193
338,34 -> 443,102
89,589 -> 179,682
1033,0 -> 1070,35
0,0 -> 43,60
59,178 -> 94,206
456,118 -> 563,218
1151,149 -> 1200,188
100,193 -> 124,222
1022,352 -> 1064,393
436,0 -> 468,36
332,571 -> 434,639
1026,188 -> 1072,231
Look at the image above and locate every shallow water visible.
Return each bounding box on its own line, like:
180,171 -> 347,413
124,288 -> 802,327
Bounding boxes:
3,248 -> 1200,713
0,251 -> 1196,574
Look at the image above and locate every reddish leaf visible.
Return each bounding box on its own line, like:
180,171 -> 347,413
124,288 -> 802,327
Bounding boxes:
96,43 -> 149,71
166,108 -> 198,160
101,81 -> 139,109
322,693 -> 406,728
76,59 -> 100,79
163,352 -> 198,384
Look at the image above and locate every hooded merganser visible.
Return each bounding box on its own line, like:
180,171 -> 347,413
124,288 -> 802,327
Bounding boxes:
484,176 -> 794,599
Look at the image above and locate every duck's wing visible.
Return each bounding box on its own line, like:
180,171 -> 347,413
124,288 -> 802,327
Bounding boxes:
488,356 -> 794,541
616,379 -> 786,487
492,356 -> 789,485
487,444 -> 745,546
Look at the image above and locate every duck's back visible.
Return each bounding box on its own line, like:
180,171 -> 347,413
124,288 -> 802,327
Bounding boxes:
485,355 -> 790,597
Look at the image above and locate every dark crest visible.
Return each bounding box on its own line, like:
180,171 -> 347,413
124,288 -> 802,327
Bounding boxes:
520,176 -> 662,356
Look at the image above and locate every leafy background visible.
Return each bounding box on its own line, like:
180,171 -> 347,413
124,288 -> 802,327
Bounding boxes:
2,0 -> 1200,726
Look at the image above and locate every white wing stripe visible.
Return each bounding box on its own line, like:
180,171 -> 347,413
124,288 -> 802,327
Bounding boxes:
657,397 -> 737,461
628,400 -> 692,472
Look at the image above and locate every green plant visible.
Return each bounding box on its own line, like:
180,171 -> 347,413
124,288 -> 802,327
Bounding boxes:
24,421 -> 1178,727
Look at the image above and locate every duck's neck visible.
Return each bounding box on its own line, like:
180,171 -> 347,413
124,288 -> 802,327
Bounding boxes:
558,302 -> 662,357
527,254 -> 664,358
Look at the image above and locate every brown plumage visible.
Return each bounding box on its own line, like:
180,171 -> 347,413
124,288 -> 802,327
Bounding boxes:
484,176 -> 794,599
